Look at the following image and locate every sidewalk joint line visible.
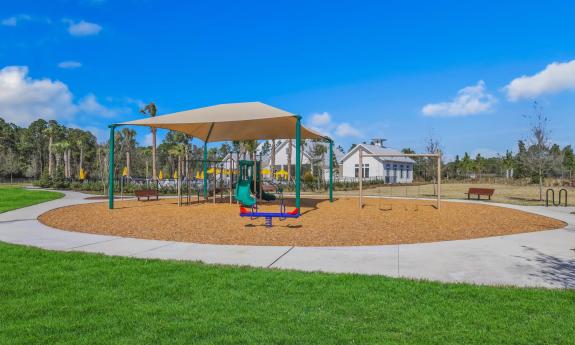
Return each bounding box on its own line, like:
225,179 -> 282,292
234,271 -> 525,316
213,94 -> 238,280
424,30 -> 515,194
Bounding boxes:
129,242 -> 175,257
66,237 -> 120,250
268,246 -> 295,268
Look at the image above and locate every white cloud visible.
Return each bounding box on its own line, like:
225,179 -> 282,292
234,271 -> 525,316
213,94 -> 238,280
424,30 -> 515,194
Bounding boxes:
310,112 -> 331,127
65,19 -> 102,36
306,111 -> 363,139
0,65 -> 126,126
504,60 -> 575,101
335,123 -> 361,138
1,14 -> 31,26
0,66 -> 76,125
58,61 -> 82,69
78,94 -> 128,118
422,80 -> 496,117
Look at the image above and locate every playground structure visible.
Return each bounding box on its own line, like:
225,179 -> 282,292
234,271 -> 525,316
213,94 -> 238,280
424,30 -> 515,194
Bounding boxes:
546,188 -> 568,207
358,150 -> 442,209
107,102 -> 334,218
235,159 -> 299,227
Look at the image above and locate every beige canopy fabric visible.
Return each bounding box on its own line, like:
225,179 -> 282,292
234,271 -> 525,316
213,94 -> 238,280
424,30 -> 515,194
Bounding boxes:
117,102 -> 327,142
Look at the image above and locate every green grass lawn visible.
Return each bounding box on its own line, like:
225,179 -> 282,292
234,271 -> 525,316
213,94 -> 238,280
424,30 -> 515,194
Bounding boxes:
1,242 -> 574,344
0,186 -> 63,213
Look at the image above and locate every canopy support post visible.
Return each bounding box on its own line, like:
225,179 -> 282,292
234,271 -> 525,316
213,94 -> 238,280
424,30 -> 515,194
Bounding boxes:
329,139 -> 333,202
295,116 -> 301,214
108,125 -> 116,209
203,142 -> 208,199
203,123 -> 214,199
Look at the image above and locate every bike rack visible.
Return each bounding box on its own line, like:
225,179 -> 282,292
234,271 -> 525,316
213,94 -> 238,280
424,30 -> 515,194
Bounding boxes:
546,188 -> 568,207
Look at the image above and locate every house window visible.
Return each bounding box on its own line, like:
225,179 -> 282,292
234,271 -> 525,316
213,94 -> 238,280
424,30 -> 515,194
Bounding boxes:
355,164 -> 370,178
385,164 -> 390,176
393,164 -> 397,176
400,165 -> 404,178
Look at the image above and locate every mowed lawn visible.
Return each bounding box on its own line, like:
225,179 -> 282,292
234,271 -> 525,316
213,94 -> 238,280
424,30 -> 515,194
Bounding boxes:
0,186 -> 63,213
0,242 -> 574,345
348,183 -> 575,206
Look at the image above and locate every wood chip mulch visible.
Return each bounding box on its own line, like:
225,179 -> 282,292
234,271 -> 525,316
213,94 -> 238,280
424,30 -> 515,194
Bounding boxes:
38,197 -> 566,247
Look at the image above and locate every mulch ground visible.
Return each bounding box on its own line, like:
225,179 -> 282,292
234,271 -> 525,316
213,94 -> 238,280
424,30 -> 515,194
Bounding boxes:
38,197 -> 566,246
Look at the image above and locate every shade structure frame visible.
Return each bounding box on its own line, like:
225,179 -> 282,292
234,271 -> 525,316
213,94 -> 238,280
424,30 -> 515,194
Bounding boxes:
108,102 -> 334,210
116,102 -> 327,142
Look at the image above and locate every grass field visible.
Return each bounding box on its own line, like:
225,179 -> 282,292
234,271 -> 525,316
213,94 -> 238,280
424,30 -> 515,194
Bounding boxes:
0,186 -> 63,213
1,242 -> 574,345
340,182 -> 575,206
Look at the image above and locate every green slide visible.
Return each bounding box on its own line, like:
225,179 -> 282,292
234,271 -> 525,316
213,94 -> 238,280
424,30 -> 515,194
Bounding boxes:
235,180 -> 257,207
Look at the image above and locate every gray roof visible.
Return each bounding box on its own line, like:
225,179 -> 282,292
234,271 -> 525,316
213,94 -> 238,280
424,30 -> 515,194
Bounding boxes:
341,144 -> 416,164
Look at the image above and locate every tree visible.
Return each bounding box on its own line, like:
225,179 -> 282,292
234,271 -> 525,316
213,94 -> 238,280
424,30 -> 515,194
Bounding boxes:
474,153 -> 484,179
502,150 -> 515,180
270,140 -> 277,174
310,141 -> 327,187
460,152 -> 473,178
516,102 -> 561,200
140,102 -> 158,179
425,134 -> 442,194
562,145 -> 575,179
44,121 -> 61,177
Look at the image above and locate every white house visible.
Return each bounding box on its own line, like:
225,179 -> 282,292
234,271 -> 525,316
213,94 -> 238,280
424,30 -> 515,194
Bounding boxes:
222,140 -> 345,181
340,143 -> 415,183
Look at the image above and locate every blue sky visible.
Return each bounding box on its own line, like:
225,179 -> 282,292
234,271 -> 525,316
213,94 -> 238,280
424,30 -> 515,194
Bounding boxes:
1,0 -> 574,160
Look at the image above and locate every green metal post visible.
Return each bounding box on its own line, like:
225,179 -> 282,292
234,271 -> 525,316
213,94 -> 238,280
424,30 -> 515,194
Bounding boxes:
295,116 -> 301,213
203,142 -> 208,198
329,139 -> 333,202
108,125 -> 116,209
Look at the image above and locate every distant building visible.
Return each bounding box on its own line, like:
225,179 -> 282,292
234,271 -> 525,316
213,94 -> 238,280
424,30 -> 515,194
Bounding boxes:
222,140 -> 345,181
340,142 -> 415,183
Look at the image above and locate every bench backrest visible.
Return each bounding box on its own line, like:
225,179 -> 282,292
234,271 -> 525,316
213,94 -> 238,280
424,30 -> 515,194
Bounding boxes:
467,188 -> 495,195
135,189 -> 158,196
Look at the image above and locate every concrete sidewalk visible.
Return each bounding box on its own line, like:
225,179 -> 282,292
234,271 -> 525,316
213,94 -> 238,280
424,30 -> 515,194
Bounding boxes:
1,189 -> 574,288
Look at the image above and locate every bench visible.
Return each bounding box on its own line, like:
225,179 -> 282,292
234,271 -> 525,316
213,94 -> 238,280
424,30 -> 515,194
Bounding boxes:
135,189 -> 159,201
465,188 -> 495,200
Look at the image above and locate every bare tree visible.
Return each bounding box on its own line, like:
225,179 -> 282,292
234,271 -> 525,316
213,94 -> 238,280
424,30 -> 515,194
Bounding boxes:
425,133 -> 442,195
517,102 -> 561,200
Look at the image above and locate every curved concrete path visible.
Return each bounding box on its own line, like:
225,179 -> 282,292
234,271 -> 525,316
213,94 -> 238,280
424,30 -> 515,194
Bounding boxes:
1,189 -> 574,289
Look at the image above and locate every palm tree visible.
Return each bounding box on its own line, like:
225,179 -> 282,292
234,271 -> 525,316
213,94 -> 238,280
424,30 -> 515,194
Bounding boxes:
140,102 -> 158,179
242,140 -> 258,160
119,128 -> 136,177
271,139 -> 276,174
44,121 -> 59,177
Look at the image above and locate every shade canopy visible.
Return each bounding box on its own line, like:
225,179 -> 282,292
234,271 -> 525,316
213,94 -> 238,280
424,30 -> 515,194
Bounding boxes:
117,102 -> 327,142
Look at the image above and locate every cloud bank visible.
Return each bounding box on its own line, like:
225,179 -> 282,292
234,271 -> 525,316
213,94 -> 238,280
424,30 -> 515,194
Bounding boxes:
0,65 -> 125,126
422,81 -> 496,117
504,60 -> 575,101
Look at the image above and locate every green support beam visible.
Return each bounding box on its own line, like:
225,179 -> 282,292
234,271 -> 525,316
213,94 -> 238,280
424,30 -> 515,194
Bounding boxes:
203,123 -> 214,199
108,125 -> 116,209
329,139 -> 333,202
295,116 -> 301,213
203,141 -> 208,198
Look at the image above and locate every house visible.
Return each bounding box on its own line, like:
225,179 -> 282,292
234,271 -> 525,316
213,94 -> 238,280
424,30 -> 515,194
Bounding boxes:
222,140 -> 345,181
340,142 -> 415,183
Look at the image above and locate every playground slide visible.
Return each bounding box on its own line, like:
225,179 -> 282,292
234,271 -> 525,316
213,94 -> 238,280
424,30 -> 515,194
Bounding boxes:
235,180 -> 257,207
